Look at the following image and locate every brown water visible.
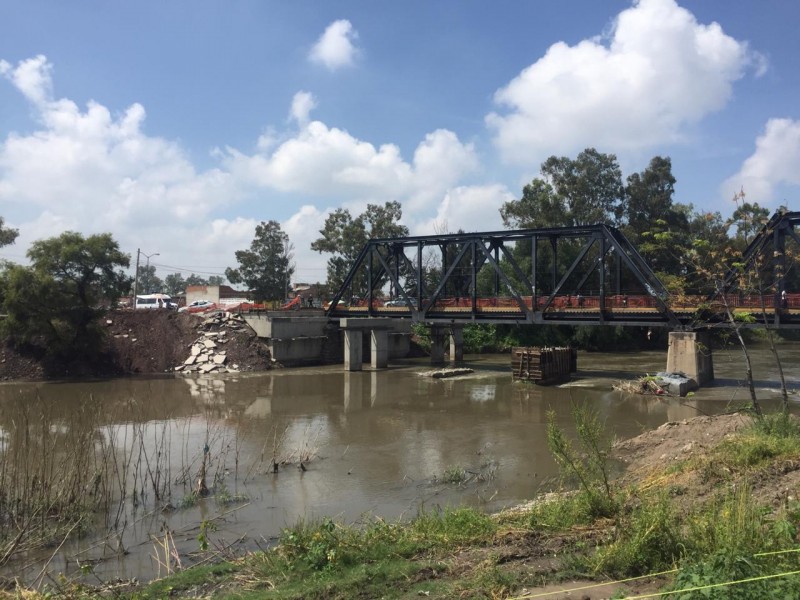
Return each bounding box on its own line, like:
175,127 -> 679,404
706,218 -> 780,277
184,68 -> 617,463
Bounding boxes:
1,345 -> 799,585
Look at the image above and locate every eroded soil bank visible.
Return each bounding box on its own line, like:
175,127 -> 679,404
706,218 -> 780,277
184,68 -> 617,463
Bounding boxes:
0,309 -> 272,381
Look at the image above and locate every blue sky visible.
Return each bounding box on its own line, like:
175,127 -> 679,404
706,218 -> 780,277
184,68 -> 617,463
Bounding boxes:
1,0 -> 799,285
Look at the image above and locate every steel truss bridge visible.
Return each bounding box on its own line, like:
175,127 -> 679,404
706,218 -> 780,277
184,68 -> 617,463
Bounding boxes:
325,210 -> 800,330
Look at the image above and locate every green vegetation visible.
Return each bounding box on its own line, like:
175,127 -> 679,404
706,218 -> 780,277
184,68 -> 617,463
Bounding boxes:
0,231 -> 130,367
311,201 -> 409,295
7,409 -> 800,599
226,220 -> 295,302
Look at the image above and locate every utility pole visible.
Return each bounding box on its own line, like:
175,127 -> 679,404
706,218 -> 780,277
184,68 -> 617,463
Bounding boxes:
132,248 -> 141,307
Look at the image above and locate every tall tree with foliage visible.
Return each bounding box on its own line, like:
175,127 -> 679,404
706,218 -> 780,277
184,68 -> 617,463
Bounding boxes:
311,201 -> 409,295
226,220 -> 294,302
0,231 -> 130,361
0,216 -> 18,248
137,264 -> 163,294
163,272 -> 186,296
622,156 -> 691,275
541,148 -> 625,226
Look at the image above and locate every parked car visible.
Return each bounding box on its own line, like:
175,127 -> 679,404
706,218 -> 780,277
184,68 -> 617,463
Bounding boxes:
178,300 -> 217,313
384,298 -> 417,308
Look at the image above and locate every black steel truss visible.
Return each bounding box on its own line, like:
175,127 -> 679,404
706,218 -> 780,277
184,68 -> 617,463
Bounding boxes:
708,210 -> 800,326
325,224 -> 684,326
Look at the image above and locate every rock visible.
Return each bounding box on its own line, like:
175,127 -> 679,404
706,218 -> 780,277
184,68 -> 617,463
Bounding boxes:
203,339 -> 217,349
184,355 -> 197,366
191,344 -> 203,356
213,354 -> 227,365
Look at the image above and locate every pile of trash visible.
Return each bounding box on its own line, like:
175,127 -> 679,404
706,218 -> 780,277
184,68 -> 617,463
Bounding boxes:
423,367 -> 474,379
613,372 -> 696,397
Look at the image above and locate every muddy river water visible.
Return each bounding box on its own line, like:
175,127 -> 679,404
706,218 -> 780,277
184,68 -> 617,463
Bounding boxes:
1,345 -> 799,585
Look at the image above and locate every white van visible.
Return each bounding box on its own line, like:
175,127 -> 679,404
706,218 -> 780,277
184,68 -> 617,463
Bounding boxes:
135,294 -> 176,310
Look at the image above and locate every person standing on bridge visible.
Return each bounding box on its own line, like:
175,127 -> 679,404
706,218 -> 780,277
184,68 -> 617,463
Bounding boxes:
782,289 -> 788,309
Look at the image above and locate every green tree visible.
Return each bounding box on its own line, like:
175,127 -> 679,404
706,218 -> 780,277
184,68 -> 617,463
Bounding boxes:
732,198 -> 770,247
0,231 -> 130,361
541,148 -> 624,226
185,273 -> 208,286
226,220 -> 294,302
622,156 -> 690,275
0,216 -> 19,248
208,275 -> 225,286
163,272 -> 186,296
500,179 -> 563,229
137,264 -> 163,294
311,201 -> 409,295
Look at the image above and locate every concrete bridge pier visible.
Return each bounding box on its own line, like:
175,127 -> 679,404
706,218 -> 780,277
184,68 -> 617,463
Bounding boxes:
429,325 -> 465,366
430,326 -> 447,366
449,326 -> 464,362
666,331 -> 714,388
341,318 -> 395,371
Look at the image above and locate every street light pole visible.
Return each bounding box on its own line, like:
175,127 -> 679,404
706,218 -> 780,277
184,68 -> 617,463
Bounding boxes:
132,248 -> 141,307
141,251 -> 160,294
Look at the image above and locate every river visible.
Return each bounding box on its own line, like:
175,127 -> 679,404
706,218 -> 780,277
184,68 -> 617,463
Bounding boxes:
1,344 -> 798,585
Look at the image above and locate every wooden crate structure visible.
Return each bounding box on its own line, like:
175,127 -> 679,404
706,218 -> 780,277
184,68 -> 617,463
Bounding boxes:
511,346 -> 576,384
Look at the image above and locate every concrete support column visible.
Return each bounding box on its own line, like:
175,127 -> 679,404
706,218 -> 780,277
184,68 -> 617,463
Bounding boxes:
430,326 -> 446,366
344,329 -> 363,372
666,331 -> 714,386
371,329 -> 389,369
449,326 -> 464,363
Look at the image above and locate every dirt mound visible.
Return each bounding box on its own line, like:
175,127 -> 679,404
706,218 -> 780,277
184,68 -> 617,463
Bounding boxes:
0,309 -> 272,381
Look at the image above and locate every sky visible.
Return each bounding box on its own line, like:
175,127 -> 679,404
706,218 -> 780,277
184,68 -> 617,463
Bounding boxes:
1,0 -> 800,287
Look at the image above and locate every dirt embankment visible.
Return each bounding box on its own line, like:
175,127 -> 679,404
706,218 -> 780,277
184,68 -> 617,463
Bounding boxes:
0,309 -> 272,381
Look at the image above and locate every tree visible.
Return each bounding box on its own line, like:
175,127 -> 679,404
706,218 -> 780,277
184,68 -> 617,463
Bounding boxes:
501,149 -> 626,229
541,148 -> 624,226
0,216 -> 18,248
137,264 -> 163,294
731,196 -> 770,247
311,201 -> 409,295
185,273 -> 208,286
0,231 -> 130,360
208,275 -> 225,286
622,156 -> 690,274
226,220 -> 294,302
164,273 -> 186,296
500,179 -> 563,229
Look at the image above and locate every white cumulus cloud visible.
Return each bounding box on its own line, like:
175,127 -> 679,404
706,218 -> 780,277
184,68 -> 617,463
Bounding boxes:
223,123 -> 478,211
0,54 -> 53,107
486,0 -> 761,166
722,119 -> 800,204
414,185 -> 514,236
1,55 -> 491,284
289,91 -> 317,126
308,19 -> 359,71
0,55 -> 241,271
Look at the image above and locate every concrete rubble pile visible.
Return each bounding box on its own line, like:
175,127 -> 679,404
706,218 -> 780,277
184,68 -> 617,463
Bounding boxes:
175,311 -> 246,374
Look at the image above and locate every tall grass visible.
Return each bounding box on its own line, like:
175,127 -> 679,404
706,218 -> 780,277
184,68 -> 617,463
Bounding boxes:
0,392 -> 252,576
